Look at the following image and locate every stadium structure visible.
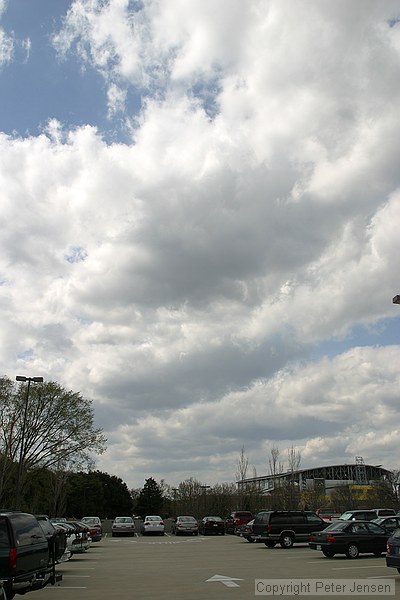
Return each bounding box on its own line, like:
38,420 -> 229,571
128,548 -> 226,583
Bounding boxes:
237,458 -> 393,495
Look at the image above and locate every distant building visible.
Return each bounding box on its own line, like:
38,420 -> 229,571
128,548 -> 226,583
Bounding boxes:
237,461 -> 393,495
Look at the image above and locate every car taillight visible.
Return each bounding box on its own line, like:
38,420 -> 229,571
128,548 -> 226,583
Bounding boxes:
387,542 -> 392,553
8,547 -> 17,569
326,536 -> 337,543
267,524 -> 272,532
160,522 -> 164,526
309,534 -> 315,541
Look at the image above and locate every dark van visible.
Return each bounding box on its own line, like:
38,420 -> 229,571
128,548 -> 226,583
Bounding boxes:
251,510 -> 327,548
0,511 -> 61,599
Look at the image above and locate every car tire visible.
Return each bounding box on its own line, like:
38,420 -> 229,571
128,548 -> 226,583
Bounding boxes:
345,543 -> 359,559
265,540 -> 276,548
373,551 -> 383,556
322,549 -> 335,557
280,534 -> 294,549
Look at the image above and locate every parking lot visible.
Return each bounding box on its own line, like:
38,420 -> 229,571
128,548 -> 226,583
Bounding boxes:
31,533 -> 398,600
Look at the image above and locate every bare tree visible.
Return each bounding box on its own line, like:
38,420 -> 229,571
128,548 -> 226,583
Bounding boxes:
268,444 -> 284,478
287,444 -> 301,473
235,445 -> 249,482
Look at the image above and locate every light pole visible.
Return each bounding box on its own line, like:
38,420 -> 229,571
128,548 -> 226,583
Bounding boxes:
15,375 -> 43,508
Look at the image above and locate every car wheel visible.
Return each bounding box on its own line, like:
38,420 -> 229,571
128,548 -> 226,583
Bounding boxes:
373,551 -> 383,556
265,541 -> 276,548
322,549 -> 335,557
280,534 -> 294,549
345,543 -> 359,559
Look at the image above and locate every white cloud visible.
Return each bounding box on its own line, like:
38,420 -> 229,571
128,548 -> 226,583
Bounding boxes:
2,1 -> 400,487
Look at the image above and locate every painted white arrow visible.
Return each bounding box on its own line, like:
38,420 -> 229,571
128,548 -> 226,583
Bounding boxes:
206,574 -> 243,588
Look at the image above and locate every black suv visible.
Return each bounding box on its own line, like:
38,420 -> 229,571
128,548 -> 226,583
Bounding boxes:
251,510 -> 327,548
0,511 -> 62,599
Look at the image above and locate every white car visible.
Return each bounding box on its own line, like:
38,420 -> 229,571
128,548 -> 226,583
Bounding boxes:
112,516 -> 135,537
140,515 -> 165,536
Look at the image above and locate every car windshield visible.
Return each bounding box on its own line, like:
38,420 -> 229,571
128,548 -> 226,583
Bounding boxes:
82,518 -> 99,524
179,517 -> 196,522
115,517 -> 132,523
339,512 -> 354,520
147,517 -> 162,521
206,517 -> 222,522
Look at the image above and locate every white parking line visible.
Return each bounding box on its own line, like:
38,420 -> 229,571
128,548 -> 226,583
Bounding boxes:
332,565 -> 388,570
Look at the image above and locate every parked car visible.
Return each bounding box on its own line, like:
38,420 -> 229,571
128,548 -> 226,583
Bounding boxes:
0,511 -> 62,599
386,528 -> 400,573
112,516 -> 135,537
251,510 -> 327,548
225,511 -> 253,534
35,514 -> 70,564
338,510 -> 378,521
315,508 -> 341,522
63,521 -> 91,553
199,516 -> 225,536
80,516 -> 102,542
309,519 -> 391,558
51,523 -> 73,562
236,518 -> 255,542
171,516 -> 199,536
140,516 -> 165,536
373,516 -> 400,533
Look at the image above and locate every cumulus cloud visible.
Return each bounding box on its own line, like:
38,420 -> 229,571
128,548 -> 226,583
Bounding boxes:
2,0 -> 400,487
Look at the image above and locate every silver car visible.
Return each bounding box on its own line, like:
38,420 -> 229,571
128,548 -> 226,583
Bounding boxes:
112,516 -> 135,537
140,515 -> 165,536
171,516 -> 199,536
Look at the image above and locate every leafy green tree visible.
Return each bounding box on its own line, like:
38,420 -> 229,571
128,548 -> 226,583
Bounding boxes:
135,477 -> 164,517
0,376 -> 107,508
63,470 -> 133,518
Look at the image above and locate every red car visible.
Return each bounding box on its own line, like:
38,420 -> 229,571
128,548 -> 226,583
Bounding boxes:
225,511 -> 253,534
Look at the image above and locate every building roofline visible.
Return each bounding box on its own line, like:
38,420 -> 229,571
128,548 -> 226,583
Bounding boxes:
237,463 -> 393,484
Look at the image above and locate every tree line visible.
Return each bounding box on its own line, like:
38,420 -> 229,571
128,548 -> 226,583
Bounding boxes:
1,375 -> 398,518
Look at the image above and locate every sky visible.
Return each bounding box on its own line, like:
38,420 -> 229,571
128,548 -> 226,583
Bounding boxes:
1,0 -> 400,491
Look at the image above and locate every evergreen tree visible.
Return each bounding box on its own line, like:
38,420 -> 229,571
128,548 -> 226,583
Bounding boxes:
135,477 -> 164,517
